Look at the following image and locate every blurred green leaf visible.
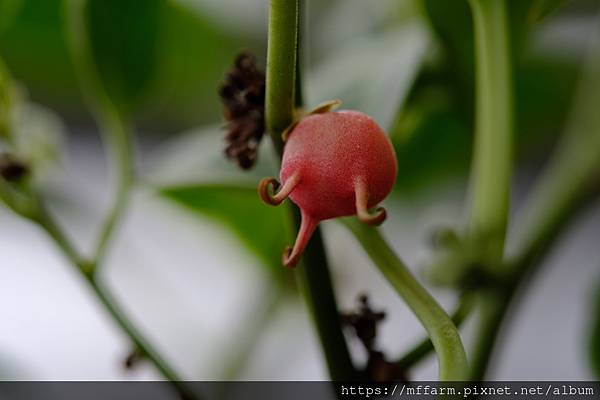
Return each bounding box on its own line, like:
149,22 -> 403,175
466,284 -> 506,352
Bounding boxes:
422,0 -> 474,112
306,22 -> 429,131
391,93 -> 471,193
529,0 -> 571,21
13,102 -> 65,183
84,0 -> 165,113
147,124 -> 277,187
152,124 -> 286,276
591,280 -> 600,378
0,0 -> 251,127
389,50 -> 577,194
161,183 -> 289,278
0,0 -> 23,33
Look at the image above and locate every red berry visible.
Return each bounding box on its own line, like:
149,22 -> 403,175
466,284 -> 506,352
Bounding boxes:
259,110 -> 398,267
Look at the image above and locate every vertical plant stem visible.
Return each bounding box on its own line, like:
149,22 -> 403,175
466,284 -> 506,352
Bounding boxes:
467,0 -> 513,259
291,210 -> 360,381
266,0 -> 298,155
466,0 -> 513,380
343,219 -> 469,381
265,0 -> 358,381
469,20 -> 600,380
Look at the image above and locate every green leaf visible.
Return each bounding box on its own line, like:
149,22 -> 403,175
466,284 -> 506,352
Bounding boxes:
84,0 -> 165,113
161,183 -> 289,278
529,0 -> 571,21
306,22 -> 429,131
0,0 -> 23,33
591,280 -> 600,378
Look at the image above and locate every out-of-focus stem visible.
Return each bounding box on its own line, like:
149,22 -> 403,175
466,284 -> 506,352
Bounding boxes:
343,219 -> 469,381
64,0 -> 133,268
467,0 -> 513,260
469,17 -> 600,380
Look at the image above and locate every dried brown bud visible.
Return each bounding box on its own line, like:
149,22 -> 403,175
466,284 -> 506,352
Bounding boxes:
0,153 -> 28,182
341,293 -> 386,353
219,51 -> 266,170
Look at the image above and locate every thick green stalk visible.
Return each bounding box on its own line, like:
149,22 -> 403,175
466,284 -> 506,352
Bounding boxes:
265,0 -> 358,381
467,0 -> 513,259
466,0 -> 513,381
469,18 -> 600,380
343,219 -> 469,381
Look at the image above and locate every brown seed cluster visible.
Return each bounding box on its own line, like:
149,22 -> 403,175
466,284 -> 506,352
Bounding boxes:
0,153 -> 28,182
218,51 -> 266,170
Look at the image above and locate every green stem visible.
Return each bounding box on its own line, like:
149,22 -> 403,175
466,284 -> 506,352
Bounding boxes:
265,0 -> 358,381
63,0 -> 134,268
56,2 -> 193,394
265,0 -> 298,155
342,219 -> 469,381
396,293 -> 474,371
92,110 -> 133,266
33,204 -> 199,399
291,208 -> 360,381
469,18 -> 600,379
467,0 -> 513,259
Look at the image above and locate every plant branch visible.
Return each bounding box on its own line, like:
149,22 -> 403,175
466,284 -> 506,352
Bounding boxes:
467,0 -> 513,260
395,293 -> 474,371
265,0 -> 298,155
342,219 -> 469,381
64,0 -> 134,268
31,201 -> 199,398
469,18 -> 600,379
264,0 -> 358,381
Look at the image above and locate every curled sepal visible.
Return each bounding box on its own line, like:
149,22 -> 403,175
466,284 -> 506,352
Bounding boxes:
282,99 -> 343,141
355,178 -> 387,226
282,210 -> 319,268
258,173 -> 300,206
281,120 -> 300,142
307,99 -> 342,115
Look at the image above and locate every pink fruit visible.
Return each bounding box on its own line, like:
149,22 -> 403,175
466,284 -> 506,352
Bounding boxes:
259,109 -> 398,267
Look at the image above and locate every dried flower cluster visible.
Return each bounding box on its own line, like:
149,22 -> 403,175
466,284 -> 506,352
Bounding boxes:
342,294 -> 406,381
218,52 -> 266,169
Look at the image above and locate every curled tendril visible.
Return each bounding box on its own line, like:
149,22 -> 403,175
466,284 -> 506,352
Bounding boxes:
355,178 -> 387,226
258,173 -> 300,206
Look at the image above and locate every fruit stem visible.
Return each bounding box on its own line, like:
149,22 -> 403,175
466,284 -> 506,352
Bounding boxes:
342,218 -> 469,381
266,0 -> 298,155
265,0 -> 359,381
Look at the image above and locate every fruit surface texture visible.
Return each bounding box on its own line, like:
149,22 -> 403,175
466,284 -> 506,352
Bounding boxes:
259,109 -> 397,267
